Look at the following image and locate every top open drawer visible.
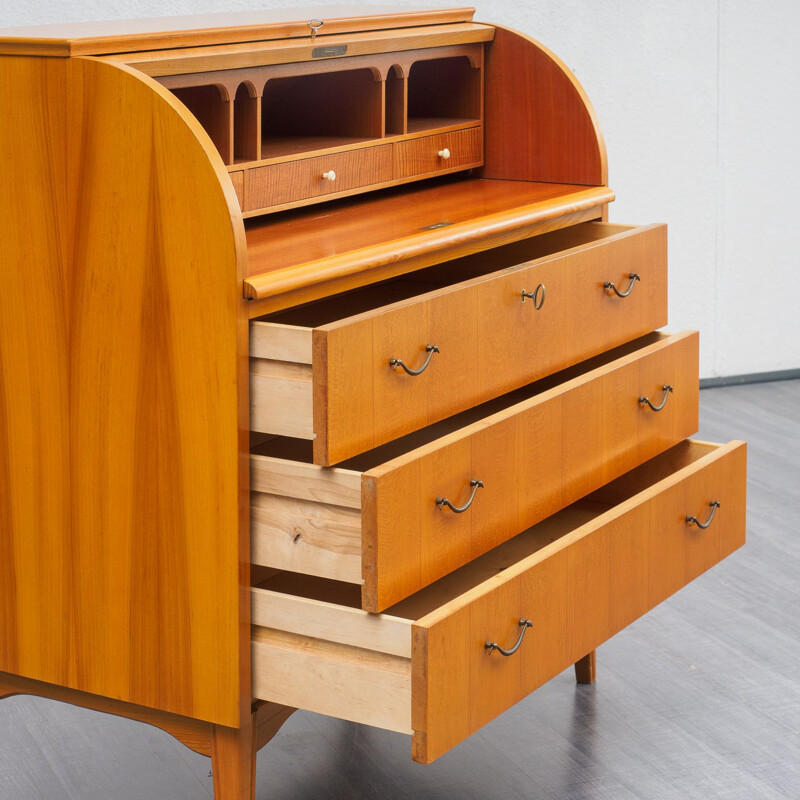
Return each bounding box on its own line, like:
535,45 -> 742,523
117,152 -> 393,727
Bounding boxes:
250,221 -> 667,465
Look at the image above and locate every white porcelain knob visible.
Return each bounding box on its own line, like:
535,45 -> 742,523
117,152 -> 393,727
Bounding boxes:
438,148 -> 451,160
322,170 -> 336,181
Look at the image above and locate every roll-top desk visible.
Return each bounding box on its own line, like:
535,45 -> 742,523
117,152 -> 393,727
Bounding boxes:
0,7 -> 747,798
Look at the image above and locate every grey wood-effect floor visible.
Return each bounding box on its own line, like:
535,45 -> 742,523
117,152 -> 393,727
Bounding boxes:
1,380 -> 799,800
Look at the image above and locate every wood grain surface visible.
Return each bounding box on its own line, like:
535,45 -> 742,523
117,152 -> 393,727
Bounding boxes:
481,25 -> 607,185
0,56 -> 248,726
393,127 -> 482,179
244,179 -> 615,312
103,24 -> 496,78
211,719 -> 257,800
250,587 -> 412,658
251,628 -> 412,734
0,7 -> 476,57
246,144 -> 392,210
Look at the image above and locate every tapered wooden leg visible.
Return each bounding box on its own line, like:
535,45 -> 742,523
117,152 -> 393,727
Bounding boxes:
574,650 -> 596,684
211,716 -> 257,800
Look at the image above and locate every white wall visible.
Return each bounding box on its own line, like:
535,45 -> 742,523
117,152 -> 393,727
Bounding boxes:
3,0 -> 798,378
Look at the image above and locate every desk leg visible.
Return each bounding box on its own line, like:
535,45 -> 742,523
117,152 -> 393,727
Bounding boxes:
574,650 -> 596,684
211,703 -> 296,800
212,717 -> 257,800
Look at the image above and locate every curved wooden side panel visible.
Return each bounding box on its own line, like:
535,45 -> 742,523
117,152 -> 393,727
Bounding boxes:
480,25 -> 608,186
0,55 -> 249,727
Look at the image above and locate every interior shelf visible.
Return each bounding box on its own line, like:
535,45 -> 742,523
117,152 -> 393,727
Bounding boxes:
405,117 -> 479,134
259,135 -> 376,160
261,69 -> 383,159
407,55 -> 481,133
244,177 -> 615,309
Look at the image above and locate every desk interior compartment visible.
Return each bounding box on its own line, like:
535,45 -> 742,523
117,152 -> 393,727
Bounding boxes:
261,69 -> 384,159
406,54 -> 482,133
171,84 -> 233,164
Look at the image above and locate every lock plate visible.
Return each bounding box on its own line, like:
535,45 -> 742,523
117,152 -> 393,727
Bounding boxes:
313,45 -> 347,58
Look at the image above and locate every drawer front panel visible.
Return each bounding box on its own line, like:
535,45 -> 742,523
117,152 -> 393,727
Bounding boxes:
245,145 -> 393,211
393,126 -> 483,179
308,223 -> 668,465
411,440 -> 747,763
359,331 -> 698,611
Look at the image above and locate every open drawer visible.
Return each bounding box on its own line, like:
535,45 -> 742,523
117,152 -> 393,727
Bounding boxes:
251,331 -> 698,612
250,221 -> 668,465
251,439 -> 747,763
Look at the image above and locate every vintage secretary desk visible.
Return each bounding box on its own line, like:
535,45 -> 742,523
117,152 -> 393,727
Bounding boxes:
0,6 -> 746,799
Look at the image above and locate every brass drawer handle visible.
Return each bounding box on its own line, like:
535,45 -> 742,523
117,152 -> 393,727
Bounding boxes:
604,273 -> 640,298
485,618 -> 533,656
436,479 -> 483,513
639,384 -> 673,412
521,283 -> 546,308
686,501 -> 721,529
389,344 -> 439,376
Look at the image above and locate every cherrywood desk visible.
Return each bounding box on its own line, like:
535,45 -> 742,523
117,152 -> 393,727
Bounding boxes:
0,7 -> 746,798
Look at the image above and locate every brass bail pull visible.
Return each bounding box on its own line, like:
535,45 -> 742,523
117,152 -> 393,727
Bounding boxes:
308,19 -> 324,40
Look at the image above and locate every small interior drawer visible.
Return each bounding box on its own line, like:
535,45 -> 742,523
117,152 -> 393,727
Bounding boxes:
393,126 -> 483,179
245,145 -> 393,211
251,330 -> 698,612
250,221 -> 668,466
251,438 -> 747,763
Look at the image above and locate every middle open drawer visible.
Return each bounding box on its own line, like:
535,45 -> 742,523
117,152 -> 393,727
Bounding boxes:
251,330 -> 698,612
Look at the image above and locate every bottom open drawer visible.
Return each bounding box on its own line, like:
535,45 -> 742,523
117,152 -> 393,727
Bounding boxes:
251,439 -> 746,763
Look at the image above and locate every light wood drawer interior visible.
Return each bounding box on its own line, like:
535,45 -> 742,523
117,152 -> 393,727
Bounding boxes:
251,438 -> 747,763
251,330 -> 698,612
393,126 -> 483,179
250,221 -> 668,466
245,145 -> 393,211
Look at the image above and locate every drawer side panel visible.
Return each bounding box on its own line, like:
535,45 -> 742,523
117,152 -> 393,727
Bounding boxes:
252,628 -> 412,733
